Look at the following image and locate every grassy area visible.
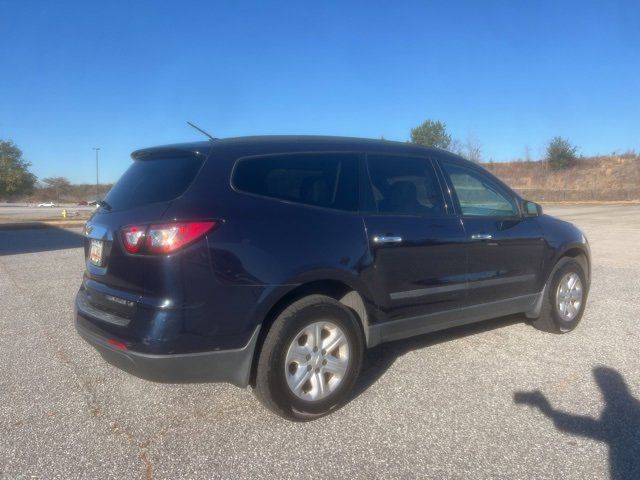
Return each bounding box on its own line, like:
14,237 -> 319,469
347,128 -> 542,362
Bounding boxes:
484,153 -> 640,202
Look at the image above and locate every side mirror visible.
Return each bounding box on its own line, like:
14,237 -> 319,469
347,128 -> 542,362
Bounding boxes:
523,200 -> 542,217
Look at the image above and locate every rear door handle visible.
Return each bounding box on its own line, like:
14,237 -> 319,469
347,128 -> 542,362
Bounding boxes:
373,235 -> 403,245
471,233 -> 493,240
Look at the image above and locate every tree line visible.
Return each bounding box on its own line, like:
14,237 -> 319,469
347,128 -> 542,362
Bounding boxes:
0,140 -> 111,202
33,177 -> 112,203
0,129 -> 584,201
408,119 -> 579,170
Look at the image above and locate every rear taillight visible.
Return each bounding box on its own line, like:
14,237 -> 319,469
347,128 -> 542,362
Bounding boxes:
146,221 -> 217,254
121,221 -> 218,255
122,226 -> 145,253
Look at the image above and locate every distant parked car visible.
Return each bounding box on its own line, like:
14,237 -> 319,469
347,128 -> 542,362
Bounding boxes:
37,202 -> 56,207
77,200 -> 88,206
76,136 -> 591,420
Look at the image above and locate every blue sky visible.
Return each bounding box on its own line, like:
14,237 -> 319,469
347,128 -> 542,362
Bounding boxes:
1,0 -> 638,184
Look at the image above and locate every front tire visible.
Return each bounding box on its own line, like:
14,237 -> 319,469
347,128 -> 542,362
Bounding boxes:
532,257 -> 588,333
253,294 -> 364,420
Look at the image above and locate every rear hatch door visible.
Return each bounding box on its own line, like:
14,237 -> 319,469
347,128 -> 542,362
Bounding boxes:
83,151 -> 206,297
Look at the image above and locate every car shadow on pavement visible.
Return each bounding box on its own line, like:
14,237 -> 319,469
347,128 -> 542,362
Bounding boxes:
0,225 -> 84,256
353,314 -> 523,398
514,367 -> 640,480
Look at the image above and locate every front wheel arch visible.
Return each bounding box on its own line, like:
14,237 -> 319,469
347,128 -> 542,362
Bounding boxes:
528,256 -> 588,333
526,251 -> 589,320
551,244 -> 590,283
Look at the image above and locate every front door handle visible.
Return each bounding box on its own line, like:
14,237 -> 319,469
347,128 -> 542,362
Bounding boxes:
471,233 -> 493,240
373,235 -> 403,245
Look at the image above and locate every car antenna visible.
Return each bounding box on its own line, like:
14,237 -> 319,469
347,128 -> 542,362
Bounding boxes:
187,121 -> 217,141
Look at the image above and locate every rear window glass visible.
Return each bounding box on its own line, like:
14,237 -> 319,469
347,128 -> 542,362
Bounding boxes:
366,155 -> 446,216
232,153 -> 358,211
104,157 -> 203,211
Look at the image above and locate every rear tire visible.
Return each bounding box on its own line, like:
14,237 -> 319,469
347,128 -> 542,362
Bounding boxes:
532,258 -> 588,333
253,294 -> 364,420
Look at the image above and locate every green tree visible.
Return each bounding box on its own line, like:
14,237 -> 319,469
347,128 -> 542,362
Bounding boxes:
410,120 -> 452,149
42,176 -> 72,202
0,140 -> 37,199
546,137 -> 578,170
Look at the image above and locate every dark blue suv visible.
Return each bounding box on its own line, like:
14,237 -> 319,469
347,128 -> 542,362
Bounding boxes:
75,136 -> 590,419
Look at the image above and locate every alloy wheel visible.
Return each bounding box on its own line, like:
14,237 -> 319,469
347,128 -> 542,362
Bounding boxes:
556,272 -> 583,321
284,321 -> 350,401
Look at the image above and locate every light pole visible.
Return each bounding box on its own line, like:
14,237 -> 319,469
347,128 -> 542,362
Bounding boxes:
93,147 -> 101,198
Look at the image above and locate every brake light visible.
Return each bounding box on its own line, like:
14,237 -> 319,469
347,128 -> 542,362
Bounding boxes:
146,221 -> 217,254
121,221 -> 218,255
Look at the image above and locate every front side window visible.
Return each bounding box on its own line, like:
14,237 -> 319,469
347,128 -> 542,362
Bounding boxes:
441,162 -> 517,217
232,153 -> 358,211
366,155 -> 446,216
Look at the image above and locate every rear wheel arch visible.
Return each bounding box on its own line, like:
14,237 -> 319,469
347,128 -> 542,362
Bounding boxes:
249,279 -> 370,387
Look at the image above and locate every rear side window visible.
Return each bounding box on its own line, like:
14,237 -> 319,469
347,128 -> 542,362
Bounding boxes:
232,153 -> 358,211
104,156 -> 203,211
366,154 -> 446,216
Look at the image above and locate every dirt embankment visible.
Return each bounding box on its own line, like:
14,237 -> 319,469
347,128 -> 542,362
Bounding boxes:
484,154 -> 640,202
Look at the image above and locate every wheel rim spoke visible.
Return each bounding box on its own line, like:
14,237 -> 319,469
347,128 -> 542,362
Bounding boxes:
288,345 -> 310,365
293,369 -> 313,393
324,356 -> 347,378
313,323 -> 323,349
322,330 -> 346,355
312,371 -> 326,398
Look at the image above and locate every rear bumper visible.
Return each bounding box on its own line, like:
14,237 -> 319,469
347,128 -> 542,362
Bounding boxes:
75,309 -> 261,388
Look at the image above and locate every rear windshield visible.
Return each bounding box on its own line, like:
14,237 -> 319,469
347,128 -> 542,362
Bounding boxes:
104,156 -> 203,211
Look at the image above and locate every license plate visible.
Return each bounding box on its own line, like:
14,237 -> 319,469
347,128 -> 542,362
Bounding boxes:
89,239 -> 104,266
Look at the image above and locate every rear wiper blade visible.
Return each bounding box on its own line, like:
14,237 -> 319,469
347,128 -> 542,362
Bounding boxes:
97,199 -> 112,211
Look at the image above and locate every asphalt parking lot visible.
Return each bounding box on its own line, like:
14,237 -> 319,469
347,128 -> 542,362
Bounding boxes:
1,204 -> 639,479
